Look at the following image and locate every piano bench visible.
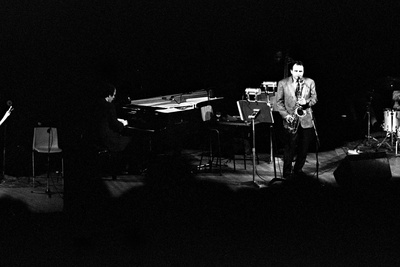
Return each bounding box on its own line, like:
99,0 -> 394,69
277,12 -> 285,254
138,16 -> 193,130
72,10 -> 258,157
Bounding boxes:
96,149 -> 118,180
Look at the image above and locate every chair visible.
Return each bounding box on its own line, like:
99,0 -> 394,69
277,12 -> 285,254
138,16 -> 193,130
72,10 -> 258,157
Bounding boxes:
32,127 -> 64,187
199,105 -> 222,174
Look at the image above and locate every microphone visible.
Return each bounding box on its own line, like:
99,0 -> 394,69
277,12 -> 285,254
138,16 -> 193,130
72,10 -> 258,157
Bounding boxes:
6,101 -> 13,113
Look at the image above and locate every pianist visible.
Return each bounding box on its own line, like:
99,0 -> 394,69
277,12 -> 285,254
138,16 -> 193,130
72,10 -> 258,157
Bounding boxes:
93,82 -> 132,154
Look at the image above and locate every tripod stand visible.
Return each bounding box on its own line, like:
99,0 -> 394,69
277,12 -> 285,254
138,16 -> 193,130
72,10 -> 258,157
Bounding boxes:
31,127 -> 63,198
354,95 -> 378,150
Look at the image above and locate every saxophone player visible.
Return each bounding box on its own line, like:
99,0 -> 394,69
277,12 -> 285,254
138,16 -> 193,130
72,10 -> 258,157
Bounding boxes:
276,61 -> 318,179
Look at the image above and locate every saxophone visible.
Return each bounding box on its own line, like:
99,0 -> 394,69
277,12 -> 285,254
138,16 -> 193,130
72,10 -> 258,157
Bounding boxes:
287,78 -> 306,134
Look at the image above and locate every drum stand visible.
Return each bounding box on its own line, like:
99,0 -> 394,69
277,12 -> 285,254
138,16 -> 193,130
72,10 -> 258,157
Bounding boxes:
376,110 -> 397,151
364,101 -> 379,146
376,131 -> 393,151
353,101 -> 378,150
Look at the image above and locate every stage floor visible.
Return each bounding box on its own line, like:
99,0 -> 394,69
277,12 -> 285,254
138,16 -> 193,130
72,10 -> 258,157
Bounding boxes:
1,131 -> 400,212
103,132 -> 400,199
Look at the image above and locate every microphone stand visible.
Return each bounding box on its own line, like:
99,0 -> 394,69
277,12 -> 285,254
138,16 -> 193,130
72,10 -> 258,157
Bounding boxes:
1,105 -> 13,181
311,110 -> 320,182
1,124 -> 6,181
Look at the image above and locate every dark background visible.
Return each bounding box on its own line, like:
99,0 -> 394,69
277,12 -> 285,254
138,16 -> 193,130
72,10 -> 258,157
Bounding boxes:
2,3 -> 400,264
1,0 -> 400,174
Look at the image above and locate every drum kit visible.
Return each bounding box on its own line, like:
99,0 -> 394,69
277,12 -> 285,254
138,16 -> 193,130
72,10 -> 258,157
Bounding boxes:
376,76 -> 400,154
378,108 -> 400,153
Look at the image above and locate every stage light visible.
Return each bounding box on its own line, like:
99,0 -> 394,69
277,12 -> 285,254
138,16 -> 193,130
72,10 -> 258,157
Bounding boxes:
245,88 -> 261,102
261,81 -> 277,94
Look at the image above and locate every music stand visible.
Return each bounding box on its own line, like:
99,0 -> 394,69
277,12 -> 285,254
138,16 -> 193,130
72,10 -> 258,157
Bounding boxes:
237,100 -> 278,188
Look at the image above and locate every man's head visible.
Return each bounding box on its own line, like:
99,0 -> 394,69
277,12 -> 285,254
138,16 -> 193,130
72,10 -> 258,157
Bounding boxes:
99,82 -> 117,102
290,61 -> 304,81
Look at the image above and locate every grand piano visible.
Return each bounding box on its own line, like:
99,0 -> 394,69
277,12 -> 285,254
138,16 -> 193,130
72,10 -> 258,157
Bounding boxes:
120,89 -> 222,154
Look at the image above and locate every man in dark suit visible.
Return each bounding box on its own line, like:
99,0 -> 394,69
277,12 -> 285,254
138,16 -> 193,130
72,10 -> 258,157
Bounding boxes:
94,82 -> 131,153
276,61 -> 317,179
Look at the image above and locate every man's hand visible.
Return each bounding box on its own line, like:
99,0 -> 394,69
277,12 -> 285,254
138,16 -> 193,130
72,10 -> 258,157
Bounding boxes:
5,106 -> 13,117
117,118 -> 128,126
285,114 -> 294,123
297,97 -> 306,106
297,97 -> 310,109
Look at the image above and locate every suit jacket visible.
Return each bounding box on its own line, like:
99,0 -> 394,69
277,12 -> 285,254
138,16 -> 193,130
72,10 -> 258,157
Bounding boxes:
93,98 -> 131,152
276,76 -> 317,129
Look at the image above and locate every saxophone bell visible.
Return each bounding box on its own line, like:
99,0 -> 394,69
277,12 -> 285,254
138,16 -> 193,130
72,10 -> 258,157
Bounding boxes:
294,106 -> 306,118
295,96 -> 307,118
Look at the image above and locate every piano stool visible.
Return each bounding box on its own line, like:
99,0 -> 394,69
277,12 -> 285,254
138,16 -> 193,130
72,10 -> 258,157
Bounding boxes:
95,148 -> 118,180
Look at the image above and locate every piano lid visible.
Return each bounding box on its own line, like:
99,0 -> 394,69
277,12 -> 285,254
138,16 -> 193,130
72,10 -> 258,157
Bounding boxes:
127,90 -> 223,112
128,89 -> 207,106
